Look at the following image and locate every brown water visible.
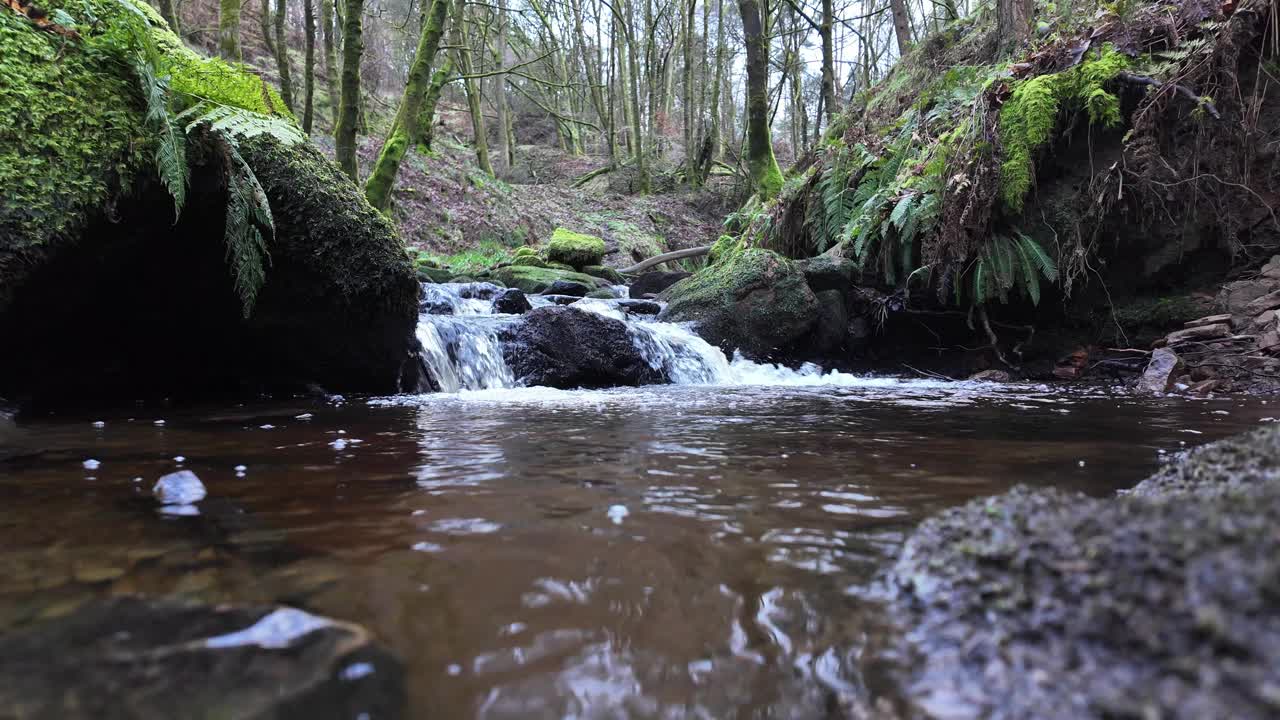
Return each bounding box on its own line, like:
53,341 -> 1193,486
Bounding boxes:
1,380 -> 1275,718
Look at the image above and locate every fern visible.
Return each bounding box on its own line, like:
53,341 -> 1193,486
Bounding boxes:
221,140 -> 273,317
961,232 -> 1058,308
131,52 -> 188,220
178,102 -> 306,145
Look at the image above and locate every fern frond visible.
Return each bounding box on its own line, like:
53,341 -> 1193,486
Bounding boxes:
221,142 -> 274,317
1017,231 -> 1058,281
180,102 -> 306,146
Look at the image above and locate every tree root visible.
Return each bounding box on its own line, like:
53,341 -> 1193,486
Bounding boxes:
1117,71 -> 1222,120
618,246 -> 712,275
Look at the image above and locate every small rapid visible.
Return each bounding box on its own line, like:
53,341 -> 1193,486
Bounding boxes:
414,282 -> 869,392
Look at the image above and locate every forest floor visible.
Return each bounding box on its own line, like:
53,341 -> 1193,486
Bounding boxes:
314,106 -> 735,271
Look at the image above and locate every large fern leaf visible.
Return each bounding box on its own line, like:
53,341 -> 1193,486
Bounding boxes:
179,103 -> 306,146
222,142 -> 273,317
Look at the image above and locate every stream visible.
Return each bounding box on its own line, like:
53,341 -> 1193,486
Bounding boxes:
2,284 -> 1277,717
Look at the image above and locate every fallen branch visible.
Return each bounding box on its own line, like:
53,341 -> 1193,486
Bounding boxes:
1118,71 -> 1221,120
619,246 -> 712,275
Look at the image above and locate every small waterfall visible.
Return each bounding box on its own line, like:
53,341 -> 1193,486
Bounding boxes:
415,283 -> 862,393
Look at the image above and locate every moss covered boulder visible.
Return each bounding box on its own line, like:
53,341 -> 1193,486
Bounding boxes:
885,426 -> 1280,719
0,0 -> 424,404
658,248 -> 819,360
546,228 -> 606,269
488,265 -> 609,295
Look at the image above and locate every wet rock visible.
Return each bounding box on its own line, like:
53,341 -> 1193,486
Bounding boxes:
491,288 -> 532,315
542,295 -> 582,306
1184,313 -> 1233,328
0,596 -> 404,720
586,288 -> 620,299
1165,322 -> 1231,345
798,243 -> 857,293
809,289 -> 849,355
417,267 -> 454,284
499,307 -> 667,389
582,265 -> 625,285
1137,347 -> 1183,393
543,279 -> 592,298
617,300 -> 661,316
455,282 -> 505,300
969,369 -> 1012,382
1243,289 -> 1280,316
658,249 -> 819,361
1220,278 -> 1277,314
885,426 -> 1280,720
628,271 -> 691,298
152,470 -> 206,506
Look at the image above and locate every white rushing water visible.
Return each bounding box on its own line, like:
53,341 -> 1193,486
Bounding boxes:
415,282 -> 882,393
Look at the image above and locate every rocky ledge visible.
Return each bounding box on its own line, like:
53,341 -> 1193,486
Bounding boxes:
883,426 -> 1280,719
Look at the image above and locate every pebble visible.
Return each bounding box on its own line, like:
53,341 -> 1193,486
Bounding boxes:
1077,460 -> 1086,467
607,504 -> 629,525
83,459 -> 101,470
91,421 -> 105,428
153,470 -> 207,505
173,455 -> 186,463
259,424 -> 275,430
295,413 -> 314,420
330,439 -> 348,450
234,464 -> 247,472
153,420 -> 166,426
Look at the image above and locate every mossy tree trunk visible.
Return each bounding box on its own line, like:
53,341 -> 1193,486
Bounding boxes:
364,0 -> 450,211
274,0 -> 296,112
494,0 -> 514,172
415,56 -> 453,151
334,0 -> 365,180
682,0 -> 697,186
738,0 -> 782,199
320,0 -> 340,126
621,0 -> 648,192
302,0 -> 315,132
218,0 -> 242,60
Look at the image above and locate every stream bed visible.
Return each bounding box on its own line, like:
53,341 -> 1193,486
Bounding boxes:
2,380 -> 1277,717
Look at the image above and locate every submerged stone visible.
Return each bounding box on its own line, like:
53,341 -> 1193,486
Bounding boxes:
1137,347 -> 1183,393
152,470 -> 206,506
491,288 -> 532,315
0,596 -> 404,719
543,279 -> 592,298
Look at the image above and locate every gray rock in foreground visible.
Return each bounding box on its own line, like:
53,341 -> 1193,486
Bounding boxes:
0,596 -> 404,720
886,426 -> 1280,720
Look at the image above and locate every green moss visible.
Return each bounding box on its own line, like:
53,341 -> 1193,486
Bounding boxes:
582,265 -> 625,284
546,228 -> 605,268
510,254 -> 549,268
708,235 -> 746,265
0,4 -> 148,304
999,45 -> 1127,212
489,265 -> 608,294
1112,296 -> 1203,329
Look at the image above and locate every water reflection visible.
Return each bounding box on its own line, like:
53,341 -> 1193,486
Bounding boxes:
0,382 -> 1276,716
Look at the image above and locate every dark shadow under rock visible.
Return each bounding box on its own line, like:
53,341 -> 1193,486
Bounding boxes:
499,306 -> 668,389
0,596 -> 404,720
884,426 -> 1280,719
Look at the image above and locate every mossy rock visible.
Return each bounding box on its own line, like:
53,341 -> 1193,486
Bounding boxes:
510,254 -> 549,268
546,228 -> 605,269
418,267 -> 455,284
513,246 -> 539,258
546,262 -> 577,272
582,265 -> 625,285
490,266 -> 610,295
0,3 -> 424,403
586,288 -> 618,299
659,248 -> 819,360
708,235 -> 746,265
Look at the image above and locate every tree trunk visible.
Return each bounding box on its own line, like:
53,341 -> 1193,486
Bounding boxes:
738,0 -> 782,198
320,0 -> 340,126
889,0 -> 911,57
364,0 -> 450,210
260,0 -> 276,57
275,0 -> 295,111
218,0 -> 242,60
494,0 -> 514,171
333,0 -> 365,180
416,56 -> 453,151
683,0 -> 696,184
997,0 -> 1033,56
819,0 -> 836,124
302,0 -> 315,132
694,0 -> 723,183
157,0 -> 180,35
623,0 -> 649,193
453,0 -> 493,176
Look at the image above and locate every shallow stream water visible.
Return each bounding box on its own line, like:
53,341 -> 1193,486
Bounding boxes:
2,379 -> 1276,717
